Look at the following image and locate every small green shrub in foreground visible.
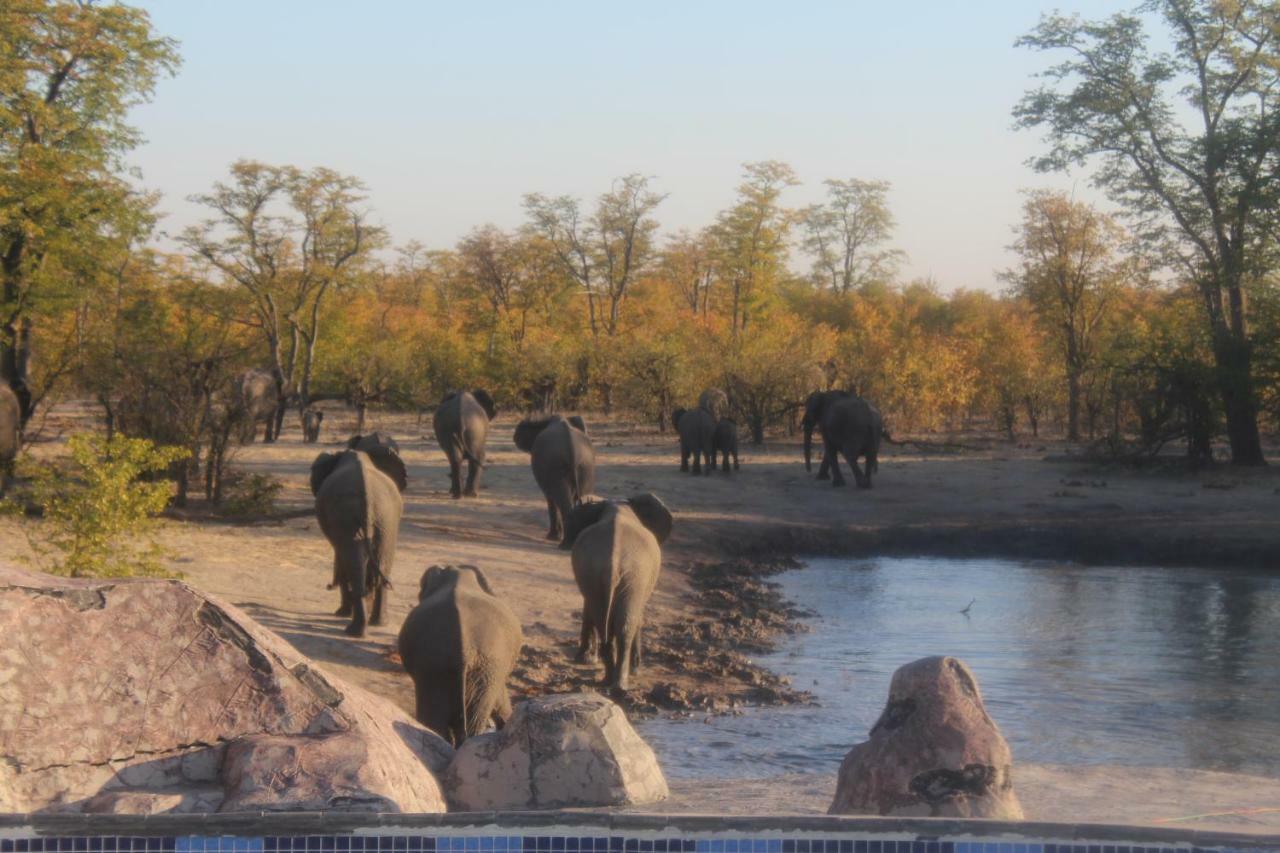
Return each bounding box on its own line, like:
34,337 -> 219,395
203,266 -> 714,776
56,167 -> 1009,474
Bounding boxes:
19,433 -> 189,579
218,471 -> 284,518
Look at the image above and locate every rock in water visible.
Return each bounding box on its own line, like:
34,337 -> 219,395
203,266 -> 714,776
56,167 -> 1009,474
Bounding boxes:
444,693 -> 668,810
828,655 -> 1023,819
0,563 -> 452,813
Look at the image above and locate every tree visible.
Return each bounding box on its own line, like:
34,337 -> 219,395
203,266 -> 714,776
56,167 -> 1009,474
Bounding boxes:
710,161 -> 798,336
800,178 -> 903,294
1004,192 -> 1127,441
659,229 -> 717,316
524,174 -> 665,339
0,0 -> 179,424
1015,0 -> 1280,465
182,161 -> 383,439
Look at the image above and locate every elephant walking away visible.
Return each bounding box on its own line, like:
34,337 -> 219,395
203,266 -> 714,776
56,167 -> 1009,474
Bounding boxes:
560,493 -> 673,691
397,564 -> 523,746
432,390 -> 496,498
234,368 -> 281,443
802,390 -> 882,488
310,446 -> 407,636
712,417 -> 740,472
514,414 -> 595,542
302,407 -> 324,443
672,406 -> 715,475
0,384 -> 19,497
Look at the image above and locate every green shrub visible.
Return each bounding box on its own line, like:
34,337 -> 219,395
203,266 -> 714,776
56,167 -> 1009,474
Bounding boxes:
20,433 -> 188,578
218,471 -> 284,518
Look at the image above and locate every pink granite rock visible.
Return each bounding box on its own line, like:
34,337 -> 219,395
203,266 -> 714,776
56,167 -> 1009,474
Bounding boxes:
828,655 -> 1023,819
0,562 -> 451,813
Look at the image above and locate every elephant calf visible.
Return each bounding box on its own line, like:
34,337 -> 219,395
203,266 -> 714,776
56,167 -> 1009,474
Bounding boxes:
672,406 -> 715,475
397,564 -> 523,746
432,389 -> 496,498
311,445 -> 407,636
712,417 -> 740,472
302,407 -> 324,443
561,494 -> 673,691
514,414 -> 595,543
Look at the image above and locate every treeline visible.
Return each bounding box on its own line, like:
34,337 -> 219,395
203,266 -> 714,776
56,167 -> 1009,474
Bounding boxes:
4,0 -> 1279,502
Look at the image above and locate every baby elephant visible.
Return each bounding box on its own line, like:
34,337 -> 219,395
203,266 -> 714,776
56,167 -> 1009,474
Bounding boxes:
301,407 -> 324,443
711,417 -> 740,472
397,565 -> 523,746
561,494 -> 673,691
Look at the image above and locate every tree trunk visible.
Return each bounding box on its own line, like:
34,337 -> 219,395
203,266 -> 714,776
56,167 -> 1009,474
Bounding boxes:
1212,334 -> 1265,466
1066,370 -> 1081,442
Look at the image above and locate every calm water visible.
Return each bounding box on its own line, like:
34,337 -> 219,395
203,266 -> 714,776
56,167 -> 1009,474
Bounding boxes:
637,557 -> 1280,780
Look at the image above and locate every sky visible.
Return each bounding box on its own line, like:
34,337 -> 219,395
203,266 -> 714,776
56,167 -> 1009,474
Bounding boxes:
127,1 -> 1132,292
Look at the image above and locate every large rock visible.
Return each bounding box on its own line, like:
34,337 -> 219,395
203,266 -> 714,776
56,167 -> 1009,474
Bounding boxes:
0,563 -> 452,813
828,655 -> 1023,819
444,693 -> 668,810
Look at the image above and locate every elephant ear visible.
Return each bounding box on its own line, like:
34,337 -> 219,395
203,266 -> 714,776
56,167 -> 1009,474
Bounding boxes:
567,415 -> 588,434
559,500 -> 611,551
463,564 -> 499,597
309,452 -> 342,496
513,417 -> 548,453
473,389 -> 497,420
626,493 -> 673,545
362,445 -> 409,493
418,565 -> 451,601
345,433 -> 364,449
671,408 -> 686,429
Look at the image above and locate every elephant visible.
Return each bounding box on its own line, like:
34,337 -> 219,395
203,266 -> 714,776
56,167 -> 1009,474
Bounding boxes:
432,390 -> 496,498
802,390 -> 883,488
560,493 -> 673,691
672,406 -> 715,475
698,387 -> 729,421
310,446 -> 407,636
234,368 -> 281,443
0,384 -> 19,497
513,414 -> 595,542
302,407 -> 324,443
397,564 -> 523,746
348,431 -> 401,458
711,417 -> 740,472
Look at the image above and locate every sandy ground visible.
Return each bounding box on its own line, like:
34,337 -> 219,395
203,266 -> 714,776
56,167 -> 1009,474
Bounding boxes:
4,404 -> 1279,831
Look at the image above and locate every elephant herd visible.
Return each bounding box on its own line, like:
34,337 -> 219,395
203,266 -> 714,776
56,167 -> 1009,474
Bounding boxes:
301,384 -> 882,747
306,389 -> 672,746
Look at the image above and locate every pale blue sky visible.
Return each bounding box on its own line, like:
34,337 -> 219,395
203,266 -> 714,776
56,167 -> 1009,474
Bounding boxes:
128,1 -> 1129,291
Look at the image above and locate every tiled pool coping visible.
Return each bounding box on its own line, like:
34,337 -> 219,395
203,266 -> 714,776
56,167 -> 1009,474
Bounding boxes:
0,815 -> 1276,853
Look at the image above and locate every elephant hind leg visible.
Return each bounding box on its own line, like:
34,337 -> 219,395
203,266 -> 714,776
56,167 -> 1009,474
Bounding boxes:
414,674 -> 456,742
463,452 -> 482,497
545,480 -> 573,541
680,445 -> 690,472
576,607 -> 597,663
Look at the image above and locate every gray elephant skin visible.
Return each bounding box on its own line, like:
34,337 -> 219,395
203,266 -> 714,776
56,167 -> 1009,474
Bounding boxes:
698,387 -> 729,420
348,431 -> 400,455
513,414 -> 595,542
235,368 -> 281,443
397,564 -> 523,746
0,384 -> 19,497
301,408 -> 324,443
711,417 -> 740,472
802,390 -> 883,487
672,406 -> 715,475
560,494 -> 673,690
310,446 -> 407,636
432,390 -> 496,498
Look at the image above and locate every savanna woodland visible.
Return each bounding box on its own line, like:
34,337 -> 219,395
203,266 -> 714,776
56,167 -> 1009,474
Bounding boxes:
4,0 -> 1280,527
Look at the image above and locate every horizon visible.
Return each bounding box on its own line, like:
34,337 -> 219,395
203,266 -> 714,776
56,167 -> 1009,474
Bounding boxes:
127,0 -> 1129,292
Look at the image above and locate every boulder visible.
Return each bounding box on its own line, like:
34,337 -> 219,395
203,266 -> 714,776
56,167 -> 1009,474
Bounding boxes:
828,655 -> 1023,819
0,562 -> 452,813
444,693 -> 668,810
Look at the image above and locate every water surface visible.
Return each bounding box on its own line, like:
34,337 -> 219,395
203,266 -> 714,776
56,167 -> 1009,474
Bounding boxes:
638,556 -> 1280,780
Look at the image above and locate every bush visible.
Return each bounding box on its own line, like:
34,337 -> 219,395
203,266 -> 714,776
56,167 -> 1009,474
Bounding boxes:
217,471 -> 284,518
18,433 -> 188,578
